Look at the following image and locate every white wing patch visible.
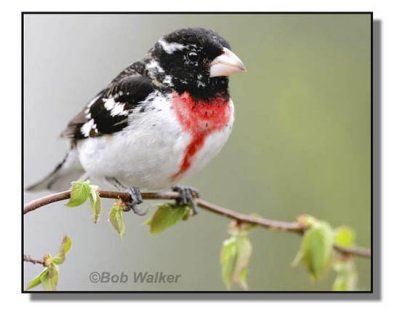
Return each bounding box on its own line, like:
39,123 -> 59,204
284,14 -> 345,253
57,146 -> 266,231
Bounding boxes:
103,97 -> 129,117
158,39 -> 187,54
104,97 -> 116,110
81,119 -> 98,137
110,103 -> 128,117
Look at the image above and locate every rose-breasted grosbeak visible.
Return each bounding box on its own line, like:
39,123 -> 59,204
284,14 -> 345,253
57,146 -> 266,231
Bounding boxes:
27,27 -> 246,214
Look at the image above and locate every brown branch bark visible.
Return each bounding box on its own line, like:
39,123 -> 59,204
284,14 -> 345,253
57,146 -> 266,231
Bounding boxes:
24,255 -> 45,266
23,190 -> 371,258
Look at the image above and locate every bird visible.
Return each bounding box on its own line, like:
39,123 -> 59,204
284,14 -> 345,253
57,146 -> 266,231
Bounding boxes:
26,27 -> 246,214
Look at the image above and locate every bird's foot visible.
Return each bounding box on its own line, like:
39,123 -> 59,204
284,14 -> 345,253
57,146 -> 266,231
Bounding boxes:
125,187 -> 147,216
172,185 -> 200,215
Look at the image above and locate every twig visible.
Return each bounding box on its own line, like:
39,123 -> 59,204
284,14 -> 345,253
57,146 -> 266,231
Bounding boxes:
24,255 -> 45,266
23,190 -> 371,258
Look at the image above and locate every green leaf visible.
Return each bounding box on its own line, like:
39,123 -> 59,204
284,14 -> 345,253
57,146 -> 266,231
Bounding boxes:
220,236 -> 238,289
26,267 -> 48,290
335,226 -> 355,248
26,237 -> 72,291
66,180 -> 91,207
40,263 -> 59,291
27,263 -> 60,291
145,203 -> 191,234
294,221 -> 335,280
220,231 -> 252,290
108,201 -> 126,238
89,185 -> 102,223
66,181 -> 102,223
332,260 -> 358,291
332,270 -> 357,291
52,236 -> 72,265
232,234 -> 252,289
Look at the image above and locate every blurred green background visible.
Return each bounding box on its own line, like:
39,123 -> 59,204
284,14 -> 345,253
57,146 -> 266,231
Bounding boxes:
23,14 -> 371,291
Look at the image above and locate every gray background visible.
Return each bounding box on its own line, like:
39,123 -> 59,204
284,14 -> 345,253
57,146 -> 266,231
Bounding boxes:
23,14 -> 371,291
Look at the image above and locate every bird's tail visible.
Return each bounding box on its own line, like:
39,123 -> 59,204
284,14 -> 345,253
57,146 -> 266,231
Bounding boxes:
26,149 -> 85,192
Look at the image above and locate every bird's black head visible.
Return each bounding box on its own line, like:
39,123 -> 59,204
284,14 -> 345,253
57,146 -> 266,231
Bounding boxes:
145,28 -> 245,100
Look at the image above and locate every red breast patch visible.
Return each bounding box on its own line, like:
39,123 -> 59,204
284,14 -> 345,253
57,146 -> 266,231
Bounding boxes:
171,91 -> 231,180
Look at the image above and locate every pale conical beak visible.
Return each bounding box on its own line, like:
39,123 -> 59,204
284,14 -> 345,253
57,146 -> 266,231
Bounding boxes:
209,47 -> 246,77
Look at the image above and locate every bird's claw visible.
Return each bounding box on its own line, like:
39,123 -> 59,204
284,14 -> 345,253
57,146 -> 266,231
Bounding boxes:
172,185 -> 200,215
125,187 -> 147,216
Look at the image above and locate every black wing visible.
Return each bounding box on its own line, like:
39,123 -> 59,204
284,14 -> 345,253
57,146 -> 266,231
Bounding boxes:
61,61 -> 154,142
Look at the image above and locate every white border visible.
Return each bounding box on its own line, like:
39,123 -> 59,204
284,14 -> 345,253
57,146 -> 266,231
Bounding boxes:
1,0 -> 398,311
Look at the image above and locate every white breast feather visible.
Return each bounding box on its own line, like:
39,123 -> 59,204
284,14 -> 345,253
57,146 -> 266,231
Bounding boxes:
77,94 -> 234,190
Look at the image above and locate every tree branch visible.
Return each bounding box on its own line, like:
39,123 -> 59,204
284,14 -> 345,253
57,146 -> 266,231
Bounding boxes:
24,254 -> 45,266
23,189 -> 371,258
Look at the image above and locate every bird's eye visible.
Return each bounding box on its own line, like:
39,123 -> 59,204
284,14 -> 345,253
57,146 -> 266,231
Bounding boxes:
187,52 -> 199,62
